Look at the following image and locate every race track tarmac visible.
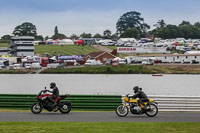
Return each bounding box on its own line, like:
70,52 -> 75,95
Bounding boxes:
0,112 -> 200,122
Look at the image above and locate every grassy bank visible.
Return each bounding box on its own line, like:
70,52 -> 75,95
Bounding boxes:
1,65 -> 200,74
0,122 -> 199,133
0,70 -> 31,74
41,65 -> 200,74
35,45 -> 100,56
146,65 -> 200,74
41,65 -> 152,74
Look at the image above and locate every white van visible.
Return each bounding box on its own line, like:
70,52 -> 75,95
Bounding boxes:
47,63 -> 60,69
142,58 -> 154,65
84,60 -> 103,66
13,64 -> 22,69
31,62 -> 41,69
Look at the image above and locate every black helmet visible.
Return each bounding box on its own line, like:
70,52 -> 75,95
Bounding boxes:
50,82 -> 56,89
133,86 -> 139,93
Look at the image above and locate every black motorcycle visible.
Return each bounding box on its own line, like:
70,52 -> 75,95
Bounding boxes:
31,87 -> 72,114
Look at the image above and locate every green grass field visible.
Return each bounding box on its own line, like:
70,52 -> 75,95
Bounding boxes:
0,43 -> 8,47
106,46 -> 117,50
0,122 -> 199,133
35,45 -> 100,56
0,43 -> 100,56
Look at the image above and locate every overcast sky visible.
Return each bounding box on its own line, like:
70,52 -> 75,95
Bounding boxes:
1,0 -> 200,37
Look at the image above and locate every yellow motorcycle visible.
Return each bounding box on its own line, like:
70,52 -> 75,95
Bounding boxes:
116,94 -> 158,117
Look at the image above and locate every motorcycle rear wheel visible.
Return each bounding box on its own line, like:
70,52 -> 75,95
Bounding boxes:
31,103 -> 42,114
145,103 -> 158,117
116,105 -> 129,117
59,102 -> 71,114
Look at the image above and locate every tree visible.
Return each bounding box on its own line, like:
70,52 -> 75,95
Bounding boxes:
51,26 -> 67,40
179,21 -> 191,26
154,19 -> 166,29
103,29 -> 112,39
93,33 -> 102,38
1,34 -> 11,40
116,11 -> 150,37
111,33 -> 118,40
35,35 -> 44,41
13,22 -> 37,36
154,25 -> 179,39
178,25 -> 194,39
45,36 -> 49,41
54,26 -> 58,35
80,32 -> 92,38
120,28 -> 139,38
70,34 -> 79,40
194,22 -> 200,28
51,34 -> 67,40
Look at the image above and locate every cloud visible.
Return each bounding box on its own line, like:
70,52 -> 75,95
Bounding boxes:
1,0 -> 200,37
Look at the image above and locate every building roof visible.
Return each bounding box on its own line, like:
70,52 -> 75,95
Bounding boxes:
87,51 -> 116,58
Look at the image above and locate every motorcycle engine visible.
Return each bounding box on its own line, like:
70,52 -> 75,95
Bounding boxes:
43,99 -> 53,111
130,104 -> 142,114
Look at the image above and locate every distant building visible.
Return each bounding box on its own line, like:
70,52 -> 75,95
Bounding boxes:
86,51 -> 116,64
10,36 -> 34,57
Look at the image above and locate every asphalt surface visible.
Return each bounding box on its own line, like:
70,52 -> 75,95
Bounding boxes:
0,112 -> 200,122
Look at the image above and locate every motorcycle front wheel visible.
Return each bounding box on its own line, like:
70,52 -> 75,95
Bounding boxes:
116,105 -> 129,117
145,103 -> 158,117
31,103 -> 43,114
59,102 -> 72,114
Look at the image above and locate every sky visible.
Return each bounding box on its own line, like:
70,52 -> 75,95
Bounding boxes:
1,0 -> 200,37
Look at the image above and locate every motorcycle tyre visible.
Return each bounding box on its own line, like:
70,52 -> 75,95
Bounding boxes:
31,103 -> 43,114
59,102 -> 72,114
116,105 -> 129,117
145,103 -> 158,117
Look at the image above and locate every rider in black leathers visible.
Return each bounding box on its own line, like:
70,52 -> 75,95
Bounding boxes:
46,82 -> 59,106
129,86 -> 149,109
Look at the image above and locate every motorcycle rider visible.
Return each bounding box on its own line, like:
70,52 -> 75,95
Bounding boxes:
129,86 -> 149,110
46,82 -> 59,106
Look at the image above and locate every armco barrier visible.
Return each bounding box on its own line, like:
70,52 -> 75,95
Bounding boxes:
1,94 -> 200,111
0,94 -> 121,110
148,95 -> 200,112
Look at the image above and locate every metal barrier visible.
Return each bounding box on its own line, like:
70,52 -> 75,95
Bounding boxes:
0,94 -> 121,110
149,95 -> 200,112
0,94 -> 200,111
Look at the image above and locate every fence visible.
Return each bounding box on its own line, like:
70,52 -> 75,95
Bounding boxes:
0,94 -> 200,111
0,94 -> 121,110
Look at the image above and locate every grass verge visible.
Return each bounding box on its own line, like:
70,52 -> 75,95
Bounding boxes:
0,70 -> 31,74
2,65 -> 200,74
0,122 -> 199,133
41,65 -> 152,74
41,65 -> 200,74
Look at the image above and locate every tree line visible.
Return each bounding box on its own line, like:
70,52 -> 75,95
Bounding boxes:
1,11 -> 200,42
